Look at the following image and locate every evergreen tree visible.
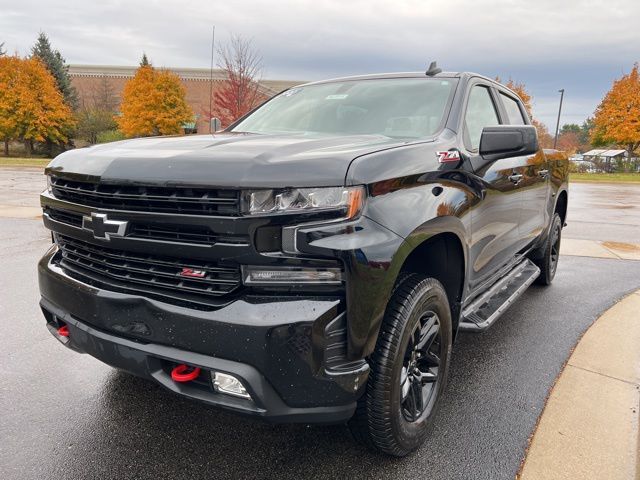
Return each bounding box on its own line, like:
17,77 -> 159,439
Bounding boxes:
31,32 -> 78,110
140,53 -> 150,67
0,42 -> 6,56
579,118 -> 595,146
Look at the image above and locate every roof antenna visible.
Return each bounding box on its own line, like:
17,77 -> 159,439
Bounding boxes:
425,61 -> 442,76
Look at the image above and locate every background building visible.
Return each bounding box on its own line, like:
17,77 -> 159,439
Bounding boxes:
69,65 -> 302,133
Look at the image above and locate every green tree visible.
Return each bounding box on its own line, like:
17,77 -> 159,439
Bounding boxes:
579,118 -> 595,146
31,32 -> 78,110
560,124 -> 581,134
140,52 -> 150,67
76,109 -> 117,144
76,76 -> 118,144
0,42 -> 6,56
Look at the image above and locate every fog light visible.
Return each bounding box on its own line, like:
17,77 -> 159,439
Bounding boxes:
242,266 -> 342,285
212,372 -> 251,399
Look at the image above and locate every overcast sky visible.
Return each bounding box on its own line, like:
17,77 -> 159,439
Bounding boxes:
1,0 -> 638,128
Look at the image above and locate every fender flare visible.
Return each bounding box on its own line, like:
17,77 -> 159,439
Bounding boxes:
352,215 -> 469,359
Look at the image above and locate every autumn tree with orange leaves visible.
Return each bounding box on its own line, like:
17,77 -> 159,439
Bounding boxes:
0,55 -> 75,156
592,64 -> 640,170
212,35 -> 266,128
117,60 -> 193,137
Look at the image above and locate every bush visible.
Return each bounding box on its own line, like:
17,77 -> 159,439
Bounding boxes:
96,130 -> 125,144
76,108 -> 118,144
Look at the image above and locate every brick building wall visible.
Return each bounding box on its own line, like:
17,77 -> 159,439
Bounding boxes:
69,65 -> 301,133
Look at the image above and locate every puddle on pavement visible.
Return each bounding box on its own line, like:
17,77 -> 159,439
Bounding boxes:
602,241 -> 640,252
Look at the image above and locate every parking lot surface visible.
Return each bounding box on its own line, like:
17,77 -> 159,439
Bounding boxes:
1,168 -> 639,479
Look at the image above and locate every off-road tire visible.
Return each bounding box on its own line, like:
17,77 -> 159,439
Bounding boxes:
534,213 -> 562,285
348,275 -> 452,456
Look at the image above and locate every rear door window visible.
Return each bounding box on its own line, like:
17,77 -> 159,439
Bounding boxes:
500,93 -> 527,125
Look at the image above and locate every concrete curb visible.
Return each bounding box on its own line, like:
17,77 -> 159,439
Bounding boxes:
518,290 -> 640,480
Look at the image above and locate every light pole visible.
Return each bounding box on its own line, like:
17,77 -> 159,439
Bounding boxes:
553,89 -> 565,149
209,25 -> 216,133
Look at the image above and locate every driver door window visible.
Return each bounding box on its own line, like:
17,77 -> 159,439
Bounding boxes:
464,86 -> 500,151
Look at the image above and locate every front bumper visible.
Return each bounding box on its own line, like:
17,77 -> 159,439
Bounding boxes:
39,246 -> 369,423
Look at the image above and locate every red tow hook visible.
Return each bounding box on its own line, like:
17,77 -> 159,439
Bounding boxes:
171,364 -> 201,382
57,325 -> 69,337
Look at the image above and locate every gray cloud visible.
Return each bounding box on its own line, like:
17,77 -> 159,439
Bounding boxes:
1,0 -> 638,127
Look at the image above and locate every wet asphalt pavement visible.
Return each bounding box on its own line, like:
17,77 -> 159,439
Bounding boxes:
1,170 -> 639,479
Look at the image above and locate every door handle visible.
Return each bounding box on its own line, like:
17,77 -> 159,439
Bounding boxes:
508,173 -> 523,184
538,169 -> 549,178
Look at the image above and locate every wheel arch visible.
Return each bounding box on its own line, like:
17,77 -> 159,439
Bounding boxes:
555,189 -> 568,225
397,230 -> 466,334
356,217 -> 468,357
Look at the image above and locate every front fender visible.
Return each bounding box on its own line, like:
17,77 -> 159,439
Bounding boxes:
294,174 -> 475,360
349,177 -> 474,357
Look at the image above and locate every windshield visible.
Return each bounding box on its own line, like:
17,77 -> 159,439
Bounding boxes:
231,77 -> 458,139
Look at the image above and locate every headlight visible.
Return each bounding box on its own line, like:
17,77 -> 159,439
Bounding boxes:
46,175 -> 53,194
241,186 -> 365,219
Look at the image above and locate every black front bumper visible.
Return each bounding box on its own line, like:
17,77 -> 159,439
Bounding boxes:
39,246 -> 369,424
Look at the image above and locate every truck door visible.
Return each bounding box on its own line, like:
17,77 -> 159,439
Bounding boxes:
462,83 -> 528,290
496,91 -> 550,249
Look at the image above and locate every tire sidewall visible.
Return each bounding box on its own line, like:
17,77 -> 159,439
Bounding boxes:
386,279 -> 453,452
545,214 -> 562,282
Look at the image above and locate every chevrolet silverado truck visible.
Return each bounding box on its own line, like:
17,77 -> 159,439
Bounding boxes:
38,68 -> 569,456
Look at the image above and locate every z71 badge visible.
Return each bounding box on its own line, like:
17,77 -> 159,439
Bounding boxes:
436,150 -> 461,163
178,268 -> 207,278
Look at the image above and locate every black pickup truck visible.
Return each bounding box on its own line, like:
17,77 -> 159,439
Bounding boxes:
38,68 -> 569,456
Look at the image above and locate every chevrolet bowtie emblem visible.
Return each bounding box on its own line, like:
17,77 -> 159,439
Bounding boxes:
82,213 -> 128,240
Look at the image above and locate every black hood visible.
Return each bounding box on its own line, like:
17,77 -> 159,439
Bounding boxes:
47,133 -> 412,188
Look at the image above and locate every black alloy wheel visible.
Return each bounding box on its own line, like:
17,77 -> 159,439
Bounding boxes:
400,311 -> 442,422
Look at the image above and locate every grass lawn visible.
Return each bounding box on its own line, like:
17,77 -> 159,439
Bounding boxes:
570,172 -> 640,184
0,157 -> 51,168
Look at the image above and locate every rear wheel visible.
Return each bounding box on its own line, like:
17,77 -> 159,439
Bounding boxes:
535,213 -> 562,285
349,275 -> 452,456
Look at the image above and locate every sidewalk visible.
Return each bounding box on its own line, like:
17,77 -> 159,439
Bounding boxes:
518,290 -> 640,480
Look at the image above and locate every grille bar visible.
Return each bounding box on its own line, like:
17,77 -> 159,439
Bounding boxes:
46,208 -> 83,228
51,177 -> 240,216
57,236 -> 241,304
45,208 -> 249,246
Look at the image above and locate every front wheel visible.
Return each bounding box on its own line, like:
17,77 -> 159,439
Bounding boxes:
349,275 -> 452,456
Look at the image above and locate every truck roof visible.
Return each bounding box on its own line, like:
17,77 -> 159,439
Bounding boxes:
298,71 -> 520,102
301,71 -> 496,86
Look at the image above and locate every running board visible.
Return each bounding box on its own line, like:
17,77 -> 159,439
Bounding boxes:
458,259 -> 540,332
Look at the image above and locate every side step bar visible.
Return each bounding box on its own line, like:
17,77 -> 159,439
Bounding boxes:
458,259 -> 540,332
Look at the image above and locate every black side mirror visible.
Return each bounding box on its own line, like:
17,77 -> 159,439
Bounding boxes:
479,125 -> 538,161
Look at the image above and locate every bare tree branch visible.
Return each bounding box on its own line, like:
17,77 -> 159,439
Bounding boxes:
212,34 -> 265,126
